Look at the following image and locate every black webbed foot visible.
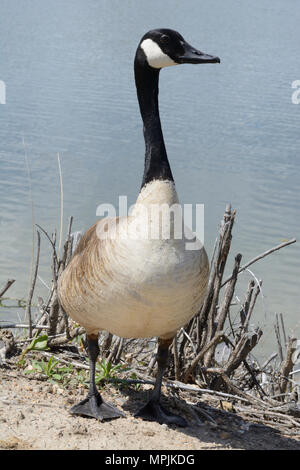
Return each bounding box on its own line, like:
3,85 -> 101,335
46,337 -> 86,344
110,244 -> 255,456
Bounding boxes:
70,392 -> 124,421
135,399 -> 187,427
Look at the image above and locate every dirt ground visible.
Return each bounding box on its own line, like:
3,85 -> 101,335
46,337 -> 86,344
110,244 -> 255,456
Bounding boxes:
1,363 -> 300,451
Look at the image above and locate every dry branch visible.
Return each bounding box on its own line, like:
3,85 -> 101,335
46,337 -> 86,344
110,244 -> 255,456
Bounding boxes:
47,326 -> 85,347
25,230 -> 41,338
0,279 -> 15,298
242,280 -> 262,332
183,331 -> 224,383
0,323 -> 50,330
274,314 -> 284,362
197,205 -> 236,358
221,238 -> 296,287
279,337 -> 297,395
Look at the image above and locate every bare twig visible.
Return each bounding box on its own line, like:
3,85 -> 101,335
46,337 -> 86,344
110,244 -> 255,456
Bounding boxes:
25,231 -> 41,338
197,206 -> 236,355
279,313 -> 287,349
279,337 -> 297,396
36,224 -> 58,264
0,279 -> 15,298
183,331 -> 224,382
221,238 -> 296,287
204,254 -> 242,367
47,326 -> 85,346
234,404 -> 300,428
173,335 -> 180,381
216,254 -> 242,332
260,352 -> 278,371
239,280 -> 255,326
274,314 -> 284,363
0,323 -> 50,330
242,280 -> 262,332
60,216 -> 73,271
57,152 -> 64,258
225,329 -> 263,377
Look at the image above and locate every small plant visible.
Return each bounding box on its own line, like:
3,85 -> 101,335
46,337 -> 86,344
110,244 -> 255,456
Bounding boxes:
74,369 -> 89,388
25,355 -> 73,383
20,333 -> 49,361
95,359 -> 129,384
130,372 -> 141,391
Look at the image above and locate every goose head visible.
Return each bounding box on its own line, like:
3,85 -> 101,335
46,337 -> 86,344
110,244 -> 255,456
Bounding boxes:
137,28 -> 220,69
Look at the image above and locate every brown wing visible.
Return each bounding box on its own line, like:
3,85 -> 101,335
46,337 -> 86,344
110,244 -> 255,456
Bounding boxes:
72,222 -> 98,257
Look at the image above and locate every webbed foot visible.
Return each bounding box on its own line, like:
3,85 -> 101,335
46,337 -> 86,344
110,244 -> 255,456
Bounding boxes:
135,400 -> 187,427
70,393 -> 124,421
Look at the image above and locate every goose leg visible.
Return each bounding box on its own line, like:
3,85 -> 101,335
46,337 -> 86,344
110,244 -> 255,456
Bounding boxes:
69,334 -> 124,421
135,337 -> 187,427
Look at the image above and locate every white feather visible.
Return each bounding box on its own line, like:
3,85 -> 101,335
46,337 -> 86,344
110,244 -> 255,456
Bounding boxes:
140,38 -> 177,69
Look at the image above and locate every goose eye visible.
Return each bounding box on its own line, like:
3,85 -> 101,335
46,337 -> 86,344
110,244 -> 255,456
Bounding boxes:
160,35 -> 169,44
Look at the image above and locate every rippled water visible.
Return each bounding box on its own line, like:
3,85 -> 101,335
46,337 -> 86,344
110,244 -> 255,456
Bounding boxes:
0,0 -> 299,357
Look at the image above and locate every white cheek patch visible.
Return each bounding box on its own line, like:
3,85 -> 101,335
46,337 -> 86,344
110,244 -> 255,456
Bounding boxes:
140,38 -> 177,69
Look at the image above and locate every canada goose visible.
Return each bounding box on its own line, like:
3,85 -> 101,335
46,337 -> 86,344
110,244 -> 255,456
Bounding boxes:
58,28 -> 220,427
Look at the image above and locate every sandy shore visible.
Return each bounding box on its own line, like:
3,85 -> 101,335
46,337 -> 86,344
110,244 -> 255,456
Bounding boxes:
1,362 -> 300,451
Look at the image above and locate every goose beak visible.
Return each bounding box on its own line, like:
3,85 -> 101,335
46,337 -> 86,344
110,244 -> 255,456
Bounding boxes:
177,42 -> 220,64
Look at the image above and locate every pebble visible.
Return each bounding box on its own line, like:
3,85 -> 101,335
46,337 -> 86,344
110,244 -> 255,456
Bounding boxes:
65,397 -> 75,404
17,411 -> 25,420
71,423 -> 88,435
143,430 -> 155,437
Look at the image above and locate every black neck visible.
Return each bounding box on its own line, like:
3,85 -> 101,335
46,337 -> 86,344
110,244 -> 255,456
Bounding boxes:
134,52 -> 174,188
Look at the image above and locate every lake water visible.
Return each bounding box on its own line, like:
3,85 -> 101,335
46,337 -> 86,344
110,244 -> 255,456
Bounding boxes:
0,0 -> 299,359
